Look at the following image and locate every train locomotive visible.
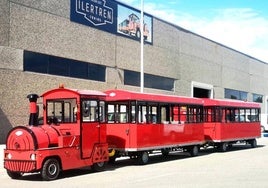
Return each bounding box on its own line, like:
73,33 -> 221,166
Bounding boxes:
4,85 -> 109,180
3,86 -> 261,180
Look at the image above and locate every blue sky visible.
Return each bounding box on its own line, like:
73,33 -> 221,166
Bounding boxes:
120,0 -> 268,63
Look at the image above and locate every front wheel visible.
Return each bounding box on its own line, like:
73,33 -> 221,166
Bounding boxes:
41,158 -> 60,181
7,170 -> 23,179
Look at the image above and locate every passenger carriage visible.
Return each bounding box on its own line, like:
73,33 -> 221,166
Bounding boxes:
203,98 -> 261,151
105,90 -> 205,164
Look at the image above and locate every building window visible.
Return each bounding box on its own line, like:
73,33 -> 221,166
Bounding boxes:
124,70 -> 174,91
23,51 -> 106,82
224,88 -> 248,101
253,93 -> 263,103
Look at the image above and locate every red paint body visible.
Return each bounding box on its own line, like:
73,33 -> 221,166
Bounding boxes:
203,98 -> 261,143
4,87 -> 108,180
3,87 -> 261,180
105,90 -> 204,153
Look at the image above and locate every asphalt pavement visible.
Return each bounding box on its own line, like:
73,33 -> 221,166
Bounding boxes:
1,135 -> 268,188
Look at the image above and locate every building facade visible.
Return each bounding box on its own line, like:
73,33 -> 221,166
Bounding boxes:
1,0 -> 268,143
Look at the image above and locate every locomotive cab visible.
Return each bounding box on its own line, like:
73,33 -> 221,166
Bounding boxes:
4,85 -> 109,180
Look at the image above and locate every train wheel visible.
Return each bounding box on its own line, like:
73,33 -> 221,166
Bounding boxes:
138,151 -> 149,165
41,158 -> 60,181
189,145 -> 199,157
161,148 -> 170,156
92,162 -> 106,172
7,170 -> 22,179
219,142 -> 228,152
249,139 -> 257,148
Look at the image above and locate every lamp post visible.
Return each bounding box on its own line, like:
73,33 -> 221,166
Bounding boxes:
140,0 -> 144,93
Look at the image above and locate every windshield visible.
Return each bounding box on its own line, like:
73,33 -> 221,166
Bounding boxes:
46,98 -> 77,124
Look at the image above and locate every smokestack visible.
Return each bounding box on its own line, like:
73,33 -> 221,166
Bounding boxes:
27,94 -> 39,126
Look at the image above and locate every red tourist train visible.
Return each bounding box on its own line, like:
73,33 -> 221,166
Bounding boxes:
3,86 -> 261,180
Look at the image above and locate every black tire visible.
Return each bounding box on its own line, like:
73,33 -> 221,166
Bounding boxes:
189,145 -> 199,157
161,148 -> 170,156
7,170 -> 22,179
219,142 -> 228,152
92,162 -> 106,172
249,139 -> 257,148
138,151 -> 149,165
41,158 -> 60,181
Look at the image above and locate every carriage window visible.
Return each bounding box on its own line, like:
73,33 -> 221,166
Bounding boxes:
187,105 -> 203,123
137,103 -> 158,124
107,103 -> 128,123
130,102 -> 136,123
82,100 -> 99,122
46,99 -> 77,124
204,107 -> 223,122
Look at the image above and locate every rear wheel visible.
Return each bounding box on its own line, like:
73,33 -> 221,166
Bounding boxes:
41,158 -> 60,181
249,139 -> 257,148
138,151 -> 149,165
189,145 -> 199,157
7,170 -> 22,179
92,162 -> 106,172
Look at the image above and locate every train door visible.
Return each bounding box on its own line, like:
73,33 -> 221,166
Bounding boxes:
107,103 -> 131,149
81,99 -> 101,159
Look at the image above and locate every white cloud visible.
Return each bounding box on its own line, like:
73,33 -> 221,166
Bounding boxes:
186,8 -> 268,63
119,1 -> 268,62
136,2 -> 268,63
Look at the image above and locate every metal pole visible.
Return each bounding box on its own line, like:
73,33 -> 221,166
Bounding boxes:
140,0 -> 144,93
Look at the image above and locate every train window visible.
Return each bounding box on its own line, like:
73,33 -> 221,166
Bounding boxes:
180,106 -> 187,123
160,105 -> 169,124
187,105 -> 203,123
204,107 -> 223,122
82,100 -> 99,122
107,103 -> 128,123
130,102 -> 136,123
138,105 -> 147,123
137,102 -> 158,124
46,99 -> 77,124
99,101 -> 105,123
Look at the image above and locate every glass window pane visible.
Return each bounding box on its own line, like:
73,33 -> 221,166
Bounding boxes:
23,51 -> 48,73
49,56 -> 69,76
70,60 -> 88,79
253,94 -> 263,103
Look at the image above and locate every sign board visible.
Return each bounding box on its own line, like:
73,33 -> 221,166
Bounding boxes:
70,0 -> 153,44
